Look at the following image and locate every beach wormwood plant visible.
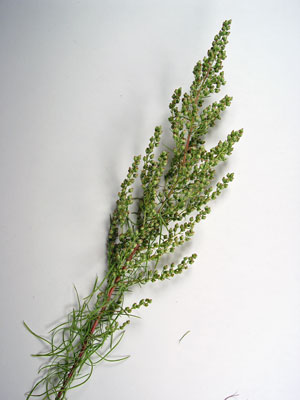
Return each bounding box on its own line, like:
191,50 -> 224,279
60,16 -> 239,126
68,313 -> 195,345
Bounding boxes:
25,19 -> 243,399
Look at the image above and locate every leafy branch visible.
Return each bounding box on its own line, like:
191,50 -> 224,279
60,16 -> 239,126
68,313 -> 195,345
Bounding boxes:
25,19 -> 243,399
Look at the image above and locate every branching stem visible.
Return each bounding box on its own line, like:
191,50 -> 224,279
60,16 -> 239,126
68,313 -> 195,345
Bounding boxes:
26,20 -> 243,400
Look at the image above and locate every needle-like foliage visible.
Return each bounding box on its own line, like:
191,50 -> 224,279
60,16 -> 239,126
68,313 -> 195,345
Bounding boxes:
25,19 -> 243,399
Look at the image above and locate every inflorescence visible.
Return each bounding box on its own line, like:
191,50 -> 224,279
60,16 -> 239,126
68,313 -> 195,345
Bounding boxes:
25,19 -> 243,399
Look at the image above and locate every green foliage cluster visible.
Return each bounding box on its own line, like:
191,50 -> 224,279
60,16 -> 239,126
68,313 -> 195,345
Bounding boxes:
25,19 -> 242,399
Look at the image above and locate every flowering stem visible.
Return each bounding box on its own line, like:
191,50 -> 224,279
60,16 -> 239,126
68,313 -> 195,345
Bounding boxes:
25,20 -> 243,399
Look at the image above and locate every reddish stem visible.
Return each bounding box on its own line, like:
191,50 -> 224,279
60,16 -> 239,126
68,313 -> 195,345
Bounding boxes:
182,132 -> 191,165
56,60 -> 215,400
55,244 -> 140,399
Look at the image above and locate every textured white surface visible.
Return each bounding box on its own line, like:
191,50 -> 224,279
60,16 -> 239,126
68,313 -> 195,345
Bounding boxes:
0,1 -> 299,399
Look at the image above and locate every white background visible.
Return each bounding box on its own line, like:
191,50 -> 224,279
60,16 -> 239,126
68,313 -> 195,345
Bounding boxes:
0,1 -> 299,399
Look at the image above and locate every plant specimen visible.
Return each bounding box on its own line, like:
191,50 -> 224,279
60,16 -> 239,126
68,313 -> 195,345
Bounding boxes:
25,19 -> 243,399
